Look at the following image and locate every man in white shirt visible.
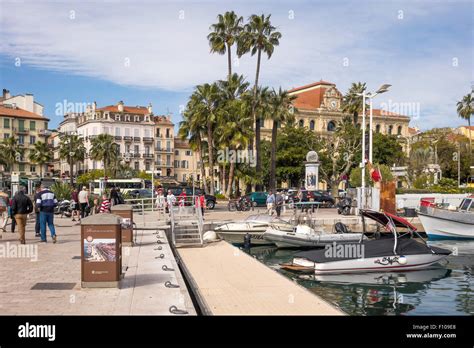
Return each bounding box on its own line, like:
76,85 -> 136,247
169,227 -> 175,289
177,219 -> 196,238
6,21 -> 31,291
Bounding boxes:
166,190 -> 176,214
78,186 -> 90,219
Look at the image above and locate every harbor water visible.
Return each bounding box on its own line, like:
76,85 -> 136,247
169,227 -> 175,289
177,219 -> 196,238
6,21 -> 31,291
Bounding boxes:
244,240 -> 474,315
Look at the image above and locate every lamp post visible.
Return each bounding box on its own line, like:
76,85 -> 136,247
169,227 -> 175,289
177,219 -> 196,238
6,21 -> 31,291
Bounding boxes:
356,84 -> 391,208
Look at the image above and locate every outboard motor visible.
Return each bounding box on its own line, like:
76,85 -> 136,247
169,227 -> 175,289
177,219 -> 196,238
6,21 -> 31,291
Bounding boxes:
334,222 -> 350,234
337,197 -> 352,215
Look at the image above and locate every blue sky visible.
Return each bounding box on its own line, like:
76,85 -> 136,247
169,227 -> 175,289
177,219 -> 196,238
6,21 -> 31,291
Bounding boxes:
0,0 -> 472,130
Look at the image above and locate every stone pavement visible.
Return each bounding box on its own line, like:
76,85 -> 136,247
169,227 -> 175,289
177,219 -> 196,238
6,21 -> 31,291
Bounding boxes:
0,214 -> 195,315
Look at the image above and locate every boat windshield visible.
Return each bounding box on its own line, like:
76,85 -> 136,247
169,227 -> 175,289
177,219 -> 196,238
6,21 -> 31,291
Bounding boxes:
460,198 -> 472,211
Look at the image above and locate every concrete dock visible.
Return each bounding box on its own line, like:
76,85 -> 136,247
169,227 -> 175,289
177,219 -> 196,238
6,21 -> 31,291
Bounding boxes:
177,241 -> 344,315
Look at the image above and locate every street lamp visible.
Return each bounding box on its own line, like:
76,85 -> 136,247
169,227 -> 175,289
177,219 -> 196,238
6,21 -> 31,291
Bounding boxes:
356,84 -> 391,208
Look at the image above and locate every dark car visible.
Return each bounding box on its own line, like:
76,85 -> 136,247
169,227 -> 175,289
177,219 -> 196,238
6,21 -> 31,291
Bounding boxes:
129,189 -> 153,199
244,191 -> 268,207
310,190 -> 336,207
164,186 -> 217,210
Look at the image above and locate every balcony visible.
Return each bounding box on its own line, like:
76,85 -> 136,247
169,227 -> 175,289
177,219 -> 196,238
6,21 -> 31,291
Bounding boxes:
114,135 -> 123,141
123,136 -> 133,142
143,153 -> 154,159
143,137 -> 154,143
14,127 -> 29,135
38,129 -> 51,137
133,137 -> 141,142
155,148 -> 173,153
133,153 -> 140,158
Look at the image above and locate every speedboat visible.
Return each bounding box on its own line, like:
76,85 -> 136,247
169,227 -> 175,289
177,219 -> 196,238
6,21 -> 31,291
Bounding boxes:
264,222 -> 366,248
214,214 -> 292,245
281,210 -> 451,274
417,196 -> 474,239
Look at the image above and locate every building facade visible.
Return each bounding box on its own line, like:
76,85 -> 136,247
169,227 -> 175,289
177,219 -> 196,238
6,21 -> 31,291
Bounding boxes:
261,80 -> 411,140
0,89 -> 50,177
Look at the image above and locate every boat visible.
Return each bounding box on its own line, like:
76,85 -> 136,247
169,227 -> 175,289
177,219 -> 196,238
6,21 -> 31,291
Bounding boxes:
264,222 -> 366,248
214,214 -> 293,245
281,210 -> 451,274
417,196 -> 474,240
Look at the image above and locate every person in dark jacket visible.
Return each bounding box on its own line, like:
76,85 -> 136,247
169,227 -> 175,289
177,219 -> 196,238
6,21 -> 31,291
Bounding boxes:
11,186 -> 33,244
36,184 -> 58,243
33,185 -> 42,237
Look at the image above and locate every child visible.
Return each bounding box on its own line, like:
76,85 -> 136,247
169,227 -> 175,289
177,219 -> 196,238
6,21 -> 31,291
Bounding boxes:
99,194 -> 111,213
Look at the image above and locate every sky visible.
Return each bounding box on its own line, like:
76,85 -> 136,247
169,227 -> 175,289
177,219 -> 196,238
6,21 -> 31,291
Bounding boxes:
0,0 -> 472,131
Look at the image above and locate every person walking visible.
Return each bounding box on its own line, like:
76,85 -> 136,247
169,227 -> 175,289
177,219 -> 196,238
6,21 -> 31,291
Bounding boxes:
266,190 -> 275,216
11,186 -> 33,244
33,185 -> 42,237
275,190 -> 284,217
71,187 -> 80,222
0,189 -> 9,233
110,187 -> 119,206
166,189 -> 176,213
78,186 -> 90,219
155,189 -> 166,219
178,190 -> 187,211
195,192 -> 205,218
99,194 -> 111,213
8,196 -> 16,233
36,184 -> 58,243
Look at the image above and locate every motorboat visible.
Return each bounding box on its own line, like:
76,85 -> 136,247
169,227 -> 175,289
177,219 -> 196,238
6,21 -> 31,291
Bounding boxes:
417,196 -> 474,240
264,221 -> 366,248
214,214 -> 292,245
281,210 -> 451,274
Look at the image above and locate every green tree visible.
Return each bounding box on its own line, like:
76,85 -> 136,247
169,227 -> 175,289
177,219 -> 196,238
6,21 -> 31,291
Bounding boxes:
89,134 -> 118,179
342,82 -> 368,125
0,136 -> 23,172
59,134 -> 86,186
238,14 -> 282,183
349,164 -> 394,187
457,91 -> 474,162
28,141 -> 53,178
372,132 -> 405,166
207,11 -> 244,78
267,88 -> 296,190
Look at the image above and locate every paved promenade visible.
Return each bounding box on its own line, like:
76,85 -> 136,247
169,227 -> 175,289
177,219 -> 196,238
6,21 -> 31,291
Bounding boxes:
177,241 -> 344,315
0,215 -> 195,315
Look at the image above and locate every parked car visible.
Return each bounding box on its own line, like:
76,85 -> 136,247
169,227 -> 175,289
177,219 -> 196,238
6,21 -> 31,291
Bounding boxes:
163,186 -> 217,210
244,191 -> 268,207
129,189 -> 153,199
310,190 -> 336,207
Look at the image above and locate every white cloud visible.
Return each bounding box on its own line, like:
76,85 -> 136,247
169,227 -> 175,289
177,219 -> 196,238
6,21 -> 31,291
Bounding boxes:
0,0 -> 471,129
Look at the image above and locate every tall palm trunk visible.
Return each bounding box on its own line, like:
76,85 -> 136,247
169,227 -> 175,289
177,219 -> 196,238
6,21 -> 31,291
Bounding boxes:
70,156 -> 74,186
253,49 -> 262,190
227,43 -> 232,78
221,162 -> 226,195
198,140 -> 208,193
207,123 -> 215,195
468,117 -> 472,165
226,160 -> 235,198
269,120 -> 278,191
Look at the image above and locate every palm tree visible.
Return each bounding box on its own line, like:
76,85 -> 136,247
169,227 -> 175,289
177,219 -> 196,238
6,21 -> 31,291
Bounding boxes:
179,100 -> 209,194
89,134 -> 118,178
238,14 -> 282,182
342,82 -> 368,125
268,88 -> 296,190
457,91 -> 474,163
190,83 -> 220,195
207,11 -> 244,78
29,141 -> 53,178
59,134 -> 86,186
0,136 -> 23,173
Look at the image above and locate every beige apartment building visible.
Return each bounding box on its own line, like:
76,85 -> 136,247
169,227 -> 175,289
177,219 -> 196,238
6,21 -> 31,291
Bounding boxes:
0,89 -> 50,177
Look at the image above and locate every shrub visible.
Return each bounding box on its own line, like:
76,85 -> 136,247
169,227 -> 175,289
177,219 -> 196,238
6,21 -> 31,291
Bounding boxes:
50,182 -> 73,201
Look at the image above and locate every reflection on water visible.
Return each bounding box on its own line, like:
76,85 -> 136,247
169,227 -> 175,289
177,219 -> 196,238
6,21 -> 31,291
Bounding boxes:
244,240 -> 474,316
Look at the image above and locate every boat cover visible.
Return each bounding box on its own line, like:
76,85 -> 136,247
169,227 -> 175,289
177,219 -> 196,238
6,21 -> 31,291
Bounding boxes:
294,238 -> 451,263
361,210 -> 418,231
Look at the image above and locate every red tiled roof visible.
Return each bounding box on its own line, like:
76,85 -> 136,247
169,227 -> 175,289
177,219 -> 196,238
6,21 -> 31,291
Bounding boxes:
408,127 -> 419,135
288,80 -> 336,110
0,105 -> 49,121
288,80 -> 335,93
372,109 -> 408,118
174,139 -> 190,148
97,105 -> 150,115
154,115 -> 174,125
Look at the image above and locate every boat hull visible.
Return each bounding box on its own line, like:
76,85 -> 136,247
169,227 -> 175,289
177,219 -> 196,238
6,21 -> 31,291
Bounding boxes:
418,212 -> 474,240
293,253 -> 448,274
215,230 -> 273,245
264,228 -> 365,248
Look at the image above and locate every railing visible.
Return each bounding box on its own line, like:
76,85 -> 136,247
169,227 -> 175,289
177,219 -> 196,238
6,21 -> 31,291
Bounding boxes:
143,137 -> 154,142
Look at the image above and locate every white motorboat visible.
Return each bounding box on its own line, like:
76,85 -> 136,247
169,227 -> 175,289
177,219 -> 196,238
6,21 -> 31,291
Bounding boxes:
214,214 -> 292,245
264,222 -> 366,248
417,196 -> 474,240
281,210 -> 451,274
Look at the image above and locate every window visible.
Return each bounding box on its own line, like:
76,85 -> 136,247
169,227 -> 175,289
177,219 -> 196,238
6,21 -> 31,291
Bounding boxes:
156,141 -> 161,150
30,166 -> 36,173
134,115 -> 140,122
134,128 -> 139,137
134,162 -> 139,170
175,150 -> 179,155
181,160 -> 188,169
4,133 -> 10,139
144,129 -> 151,137
30,121 -> 36,131
309,120 -> 315,130
185,150 -> 192,156
30,136 -> 36,144
183,174 -> 187,182
18,120 -> 25,131
376,124 -> 381,133
18,135 -> 25,144
4,118 -> 10,128
156,128 -> 161,137
174,160 -> 180,168
19,164 -> 25,172
115,114 -> 121,121
166,154 -> 171,165
166,140 -> 171,151
125,128 -> 130,136
115,127 -> 121,136
327,121 -> 336,132
145,162 -> 150,171
134,145 -> 139,154
299,119 -> 304,128
397,126 -> 402,135
125,144 -> 130,154
145,146 -> 150,155
388,125 -> 393,135
44,122 -> 47,129
166,128 -> 170,138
